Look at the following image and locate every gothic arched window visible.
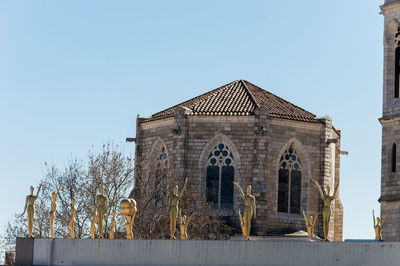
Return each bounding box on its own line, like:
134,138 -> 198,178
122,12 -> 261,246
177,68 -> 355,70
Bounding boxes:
206,143 -> 234,210
278,145 -> 302,214
156,146 -> 168,181
392,143 -> 397,173
153,145 -> 168,202
395,46 -> 400,98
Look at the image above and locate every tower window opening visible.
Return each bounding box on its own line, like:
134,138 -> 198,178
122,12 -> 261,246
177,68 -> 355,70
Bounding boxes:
395,46 -> 400,98
392,143 -> 397,173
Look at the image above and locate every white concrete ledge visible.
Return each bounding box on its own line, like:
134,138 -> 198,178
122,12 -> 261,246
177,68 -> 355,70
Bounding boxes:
28,238 -> 400,266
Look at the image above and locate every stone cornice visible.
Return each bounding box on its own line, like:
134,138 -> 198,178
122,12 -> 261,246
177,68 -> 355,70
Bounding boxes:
378,193 -> 400,202
379,114 -> 400,124
381,1 -> 400,13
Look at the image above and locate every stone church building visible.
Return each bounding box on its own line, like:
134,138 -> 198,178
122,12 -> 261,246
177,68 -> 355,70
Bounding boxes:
132,79 -> 343,241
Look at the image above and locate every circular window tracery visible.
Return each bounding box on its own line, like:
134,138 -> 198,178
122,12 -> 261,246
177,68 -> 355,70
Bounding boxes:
207,143 -> 235,167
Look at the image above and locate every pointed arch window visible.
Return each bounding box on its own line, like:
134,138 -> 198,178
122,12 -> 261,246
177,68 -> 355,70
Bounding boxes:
392,143 -> 397,173
156,146 -> 168,180
153,145 -> 168,201
395,46 -> 400,98
206,143 -> 234,210
278,145 -> 302,214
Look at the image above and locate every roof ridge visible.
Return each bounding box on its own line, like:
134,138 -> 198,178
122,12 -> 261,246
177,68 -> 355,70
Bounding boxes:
242,80 -> 316,117
240,79 -> 261,109
151,80 -> 240,118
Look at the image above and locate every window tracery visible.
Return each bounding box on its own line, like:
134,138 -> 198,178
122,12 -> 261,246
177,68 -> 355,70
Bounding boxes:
156,146 -> 168,180
278,145 -> 302,214
206,143 -> 234,210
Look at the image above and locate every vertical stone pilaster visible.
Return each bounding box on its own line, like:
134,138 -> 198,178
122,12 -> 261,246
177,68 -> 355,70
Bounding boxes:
333,130 -> 343,242
131,116 -> 149,198
316,116 -> 337,241
173,106 -> 192,181
252,107 -> 269,235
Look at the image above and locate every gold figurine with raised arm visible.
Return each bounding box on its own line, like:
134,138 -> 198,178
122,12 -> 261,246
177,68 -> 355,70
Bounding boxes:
69,198 -> 77,238
120,198 -> 137,239
109,210 -> 117,239
373,210 -> 388,241
21,183 -> 42,238
95,186 -> 109,238
167,178 -> 188,240
302,209 -> 319,238
179,209 -> 195,240
233,182 -> 256,240
49,184 -> 61,238
311,179 -> 339,241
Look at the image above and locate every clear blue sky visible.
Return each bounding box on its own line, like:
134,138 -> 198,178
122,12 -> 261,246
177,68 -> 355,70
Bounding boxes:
0,0 -> 383,240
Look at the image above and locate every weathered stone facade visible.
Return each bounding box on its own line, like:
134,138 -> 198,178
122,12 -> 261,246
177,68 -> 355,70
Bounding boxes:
380,0 -> 400,241
132,80 -> 343,241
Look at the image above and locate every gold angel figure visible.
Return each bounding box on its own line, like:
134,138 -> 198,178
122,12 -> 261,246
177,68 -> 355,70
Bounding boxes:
109,210 -> 117,239
179,209 -> 195,240
69,198 -> 77,238
21,184 -> 42,238
373,210 -> 388,241
311,179 -> 339,241
233,182 -> 256,240
95,186 -> 108,238
167,178 -> 188,240
302,209 -> 319,238
49,184 -> 61,238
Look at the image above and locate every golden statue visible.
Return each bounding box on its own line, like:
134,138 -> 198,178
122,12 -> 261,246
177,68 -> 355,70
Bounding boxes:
109,210 -> 117,239
90,210 -> 97,239
167,178 -> 188,240
95,186 -> 108,238
302,209 -> 319,238
311,179 -> 339,241
179,210 -> 195,240
233,182 -> 256,240
120,198 -> 137,239
49,185 -> 61,238
238,209 -> 246,237
21,184 -> 42,238
69,198 -> 77,238
373,210 -> 388,241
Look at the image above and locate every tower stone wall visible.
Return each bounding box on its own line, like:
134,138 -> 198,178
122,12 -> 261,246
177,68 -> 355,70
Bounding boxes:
380,0 -> 400,241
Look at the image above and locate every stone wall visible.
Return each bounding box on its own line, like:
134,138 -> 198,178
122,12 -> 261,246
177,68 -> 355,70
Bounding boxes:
133,112 -> 342,240
26,238 -> 400,266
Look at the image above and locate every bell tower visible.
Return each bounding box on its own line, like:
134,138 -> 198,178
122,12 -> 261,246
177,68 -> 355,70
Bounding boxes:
379,0 -> 400,241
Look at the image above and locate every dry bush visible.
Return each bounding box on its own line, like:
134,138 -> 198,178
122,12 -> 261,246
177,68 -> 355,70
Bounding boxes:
1,143 -> 134,253
131,158 -> 233,240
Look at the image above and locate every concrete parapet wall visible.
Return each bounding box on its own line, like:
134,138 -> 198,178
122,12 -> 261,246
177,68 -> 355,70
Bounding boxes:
26,238 -> 400,266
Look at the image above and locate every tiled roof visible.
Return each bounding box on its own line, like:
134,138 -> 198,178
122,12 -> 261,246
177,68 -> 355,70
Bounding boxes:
144,80 -> 318,123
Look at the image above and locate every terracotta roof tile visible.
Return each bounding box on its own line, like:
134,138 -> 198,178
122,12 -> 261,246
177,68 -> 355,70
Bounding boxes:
144,80 -> 318,123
